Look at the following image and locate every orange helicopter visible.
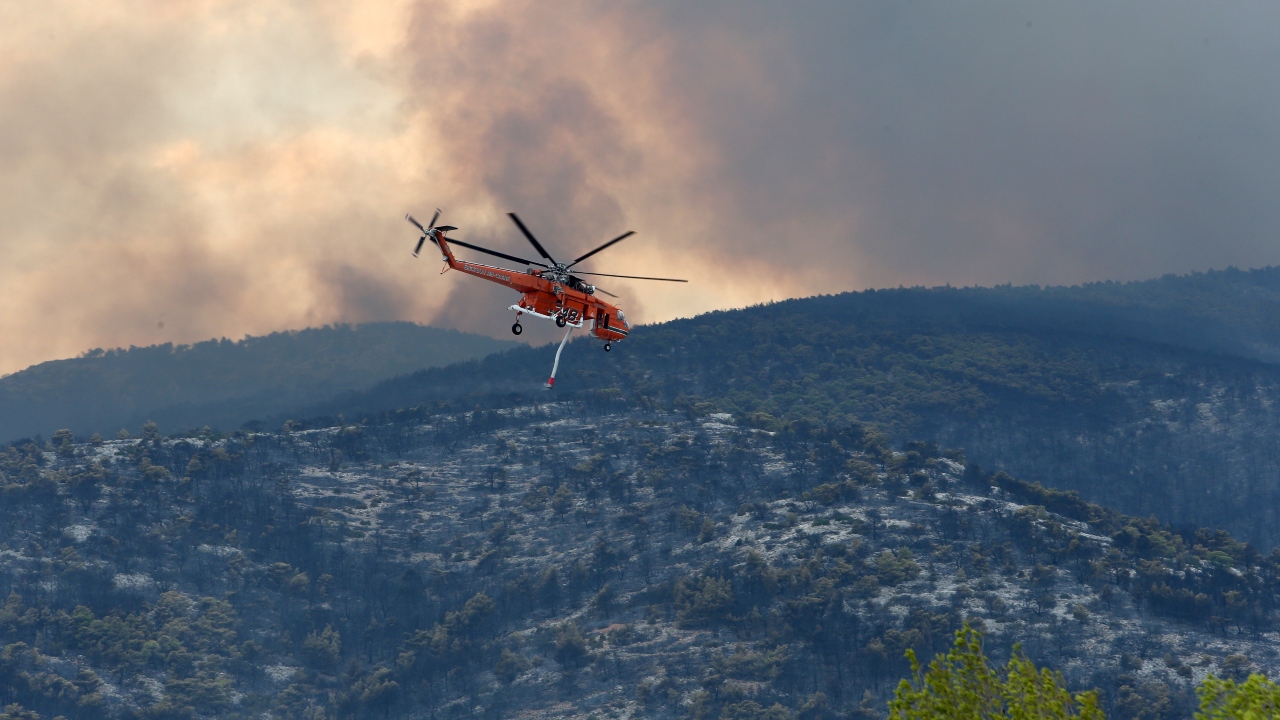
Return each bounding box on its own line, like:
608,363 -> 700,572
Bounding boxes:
405,210 -> 687,388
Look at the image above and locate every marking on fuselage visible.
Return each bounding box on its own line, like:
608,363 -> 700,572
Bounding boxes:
462,263 -> 511,283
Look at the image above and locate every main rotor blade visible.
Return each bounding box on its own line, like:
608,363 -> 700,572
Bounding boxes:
568,230 -> 635,268
593,286 -> 618,298
448,238 -> 549,268
507,213 -> 556,264
575,271 -> 688,282
406,214 -> 427,233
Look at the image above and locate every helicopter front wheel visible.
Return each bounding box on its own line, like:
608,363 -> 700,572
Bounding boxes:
511,323 -> 523,336
555,314 -> 567,328
604,343 -> 611,352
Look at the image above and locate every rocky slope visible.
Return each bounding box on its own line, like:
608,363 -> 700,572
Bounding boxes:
0,404 -> 1276,719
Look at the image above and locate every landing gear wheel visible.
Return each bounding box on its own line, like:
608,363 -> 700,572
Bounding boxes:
555,314 -> 567,328
604,343 -> 611,352
511,322 -> 523,336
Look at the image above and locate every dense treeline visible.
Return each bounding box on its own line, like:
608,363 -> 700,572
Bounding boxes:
0,323 -> 513,443
979,469 -> 1280,632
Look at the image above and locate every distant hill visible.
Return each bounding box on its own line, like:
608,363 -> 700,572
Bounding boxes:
301,267 -> 1280,548
0,322 -> 515,442
312,267 -> 1280,422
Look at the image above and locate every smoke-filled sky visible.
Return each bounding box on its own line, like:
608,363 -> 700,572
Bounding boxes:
4,1 -> 1280,374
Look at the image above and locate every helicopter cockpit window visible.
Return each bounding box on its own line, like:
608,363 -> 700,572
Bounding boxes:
617,311 -> 629,328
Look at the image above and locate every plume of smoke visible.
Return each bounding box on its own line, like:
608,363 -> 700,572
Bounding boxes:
4,1 -> 1280,374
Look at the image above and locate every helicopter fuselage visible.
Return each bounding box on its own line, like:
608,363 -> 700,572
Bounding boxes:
433,231 -> 630,343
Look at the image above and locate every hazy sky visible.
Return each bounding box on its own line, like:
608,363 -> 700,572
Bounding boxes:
3,1 -> 1280,373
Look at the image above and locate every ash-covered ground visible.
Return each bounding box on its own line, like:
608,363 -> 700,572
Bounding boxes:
0,405 -> 1275,719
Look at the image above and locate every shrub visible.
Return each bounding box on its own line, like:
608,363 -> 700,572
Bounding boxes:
888,625 -> 1102,719
1195,673 -> 1280,720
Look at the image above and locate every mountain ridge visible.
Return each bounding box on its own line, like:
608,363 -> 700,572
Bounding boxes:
311,266 -> 1280,418
0,322 -> 516,442
280,267 -> 1280,550
11,268 -> 1280,549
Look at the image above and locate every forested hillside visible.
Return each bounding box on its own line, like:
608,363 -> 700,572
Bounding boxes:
1,404 -> 1277,719
302,268 -> 1280,550
11,270 -> 1280,549
0,323 -> 514,444
4,270 -> 1279,718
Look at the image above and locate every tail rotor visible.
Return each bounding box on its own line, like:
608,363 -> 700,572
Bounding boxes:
405,209 -> 457,257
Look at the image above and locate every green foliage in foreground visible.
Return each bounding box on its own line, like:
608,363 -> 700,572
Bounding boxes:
889,625 -> 1102,719
1195,673 -> 1280,720
888,624 -> 1280,720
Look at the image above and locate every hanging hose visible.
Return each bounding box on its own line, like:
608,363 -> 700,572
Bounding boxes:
546,325 -> 573,389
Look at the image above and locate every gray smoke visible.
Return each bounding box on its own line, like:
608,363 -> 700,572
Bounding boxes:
2,1 -> 1278,373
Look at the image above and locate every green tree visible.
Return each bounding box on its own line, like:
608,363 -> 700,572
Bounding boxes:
552,622 -> 590,669
353,666 -> 400,717
888,625 -> 1103,720
52,428 -> 75,457
551,484 -> 574,515
68,461 -> 106,513
494,648 -> 529,684
302,625 -> 341,671
1196,673 -> 1280,720
675,576 -> 735,628
0,704 -> 41,720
